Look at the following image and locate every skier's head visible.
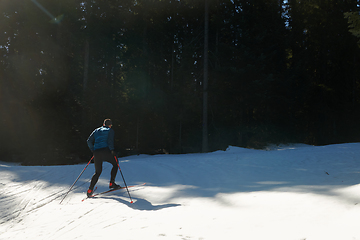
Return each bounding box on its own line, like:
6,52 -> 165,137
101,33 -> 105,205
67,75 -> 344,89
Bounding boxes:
103,119 -> 112,127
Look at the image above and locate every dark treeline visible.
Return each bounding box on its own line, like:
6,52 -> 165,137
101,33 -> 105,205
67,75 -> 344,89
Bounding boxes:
1,0 -> 360,165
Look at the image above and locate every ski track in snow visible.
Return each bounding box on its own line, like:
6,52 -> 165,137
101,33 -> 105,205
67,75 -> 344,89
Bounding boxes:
1,143 -> 360,239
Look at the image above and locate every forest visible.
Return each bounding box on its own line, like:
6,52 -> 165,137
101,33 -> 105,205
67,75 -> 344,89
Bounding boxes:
1,0 -> 360,165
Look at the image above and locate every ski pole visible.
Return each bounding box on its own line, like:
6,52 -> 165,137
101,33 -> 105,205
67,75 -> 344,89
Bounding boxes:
60,156 -> 94,204
114,156 -> 133,204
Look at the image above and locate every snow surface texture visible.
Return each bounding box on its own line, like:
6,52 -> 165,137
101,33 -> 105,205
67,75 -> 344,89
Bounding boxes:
1,143 -> 360,240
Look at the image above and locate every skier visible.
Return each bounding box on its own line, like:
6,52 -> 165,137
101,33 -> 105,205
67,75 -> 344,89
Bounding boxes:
86,119 -> 121,197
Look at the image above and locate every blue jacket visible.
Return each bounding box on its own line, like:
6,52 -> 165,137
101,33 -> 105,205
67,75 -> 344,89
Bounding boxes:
87,126 -> 115,152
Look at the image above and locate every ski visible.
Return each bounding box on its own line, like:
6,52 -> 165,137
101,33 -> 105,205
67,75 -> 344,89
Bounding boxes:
82,183 -> 145,201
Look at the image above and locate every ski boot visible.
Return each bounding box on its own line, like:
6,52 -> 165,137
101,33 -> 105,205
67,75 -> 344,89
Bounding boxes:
109,182 -> 121,189
87,188 -> 94,197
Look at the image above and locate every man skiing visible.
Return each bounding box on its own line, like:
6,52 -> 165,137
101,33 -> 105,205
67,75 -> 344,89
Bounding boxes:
86,119 -> 121,197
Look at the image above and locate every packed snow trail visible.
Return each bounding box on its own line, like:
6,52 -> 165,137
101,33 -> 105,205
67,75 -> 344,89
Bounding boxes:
1,143 -> 360,240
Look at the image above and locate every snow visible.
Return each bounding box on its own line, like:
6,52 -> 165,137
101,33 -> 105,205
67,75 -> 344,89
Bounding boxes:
1,143 -> 360,240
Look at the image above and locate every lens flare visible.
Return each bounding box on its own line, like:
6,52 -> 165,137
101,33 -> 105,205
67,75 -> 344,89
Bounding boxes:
31,0 -> 64,24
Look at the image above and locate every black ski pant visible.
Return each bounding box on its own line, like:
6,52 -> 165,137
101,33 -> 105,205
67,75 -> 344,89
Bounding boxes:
89,148 -> 118,190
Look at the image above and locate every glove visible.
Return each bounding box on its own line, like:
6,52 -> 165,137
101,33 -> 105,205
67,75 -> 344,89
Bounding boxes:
111,150 -> 116,156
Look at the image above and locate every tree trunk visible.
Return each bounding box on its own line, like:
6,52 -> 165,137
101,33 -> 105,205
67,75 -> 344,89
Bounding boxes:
83,39 -> 89,96
202,0 -> 209,153
82,38 -> 90,128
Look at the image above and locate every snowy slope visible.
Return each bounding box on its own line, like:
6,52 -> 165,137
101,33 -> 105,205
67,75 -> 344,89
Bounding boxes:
1,143 -> 360,240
